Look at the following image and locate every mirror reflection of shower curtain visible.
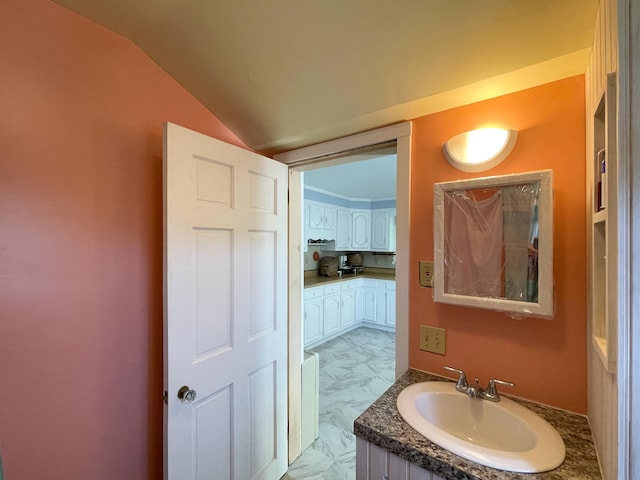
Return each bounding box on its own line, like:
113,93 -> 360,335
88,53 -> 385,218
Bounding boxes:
502,184 -> 538,302
444,190 -> 503,297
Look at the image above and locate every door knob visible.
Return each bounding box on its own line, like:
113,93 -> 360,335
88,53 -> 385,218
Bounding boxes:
177,385 -> 197,403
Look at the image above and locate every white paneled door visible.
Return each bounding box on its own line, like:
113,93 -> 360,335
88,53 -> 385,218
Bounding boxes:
163,123 -> 288,480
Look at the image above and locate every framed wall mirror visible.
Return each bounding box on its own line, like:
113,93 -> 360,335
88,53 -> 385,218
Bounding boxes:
433,170 -> 554,318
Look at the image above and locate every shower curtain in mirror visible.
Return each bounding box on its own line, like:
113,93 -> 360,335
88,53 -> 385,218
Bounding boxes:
444,189 -> 503,298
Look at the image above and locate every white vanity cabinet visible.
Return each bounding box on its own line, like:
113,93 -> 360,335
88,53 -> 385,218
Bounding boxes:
370,209 -> 396,252
304,200 -> 337,242
351,209 -> 371,250
356,438 -> 446,480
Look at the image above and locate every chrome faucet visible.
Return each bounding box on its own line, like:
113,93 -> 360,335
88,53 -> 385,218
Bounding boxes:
443,366 -> 515,402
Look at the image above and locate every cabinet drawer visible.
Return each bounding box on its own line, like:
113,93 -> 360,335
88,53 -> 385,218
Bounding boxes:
323,284 -> 341,295
340,280 -> 356,291
361,278 -> 377,288
304,287 -> 324,300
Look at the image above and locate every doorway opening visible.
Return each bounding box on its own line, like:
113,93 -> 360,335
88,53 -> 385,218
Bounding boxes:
274,122 -> 411,475
287,148 -> 398,478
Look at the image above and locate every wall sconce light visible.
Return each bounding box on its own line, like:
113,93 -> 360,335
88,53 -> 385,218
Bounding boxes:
443,128 -> 518,172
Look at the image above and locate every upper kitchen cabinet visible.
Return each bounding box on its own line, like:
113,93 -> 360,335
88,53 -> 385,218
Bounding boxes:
305,200 -> 337,242
351,210 -> 371,250
335,208 -> 352,250
371,209 -> 396,252
303,199 -> 398,252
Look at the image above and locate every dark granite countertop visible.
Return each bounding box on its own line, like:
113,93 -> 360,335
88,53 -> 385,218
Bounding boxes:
304,268 -> 395,288
354,369 -> 601,480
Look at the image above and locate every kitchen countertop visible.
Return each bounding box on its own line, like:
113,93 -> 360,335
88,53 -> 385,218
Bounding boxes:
304,268 -> 395,288
354,369 -> 601,480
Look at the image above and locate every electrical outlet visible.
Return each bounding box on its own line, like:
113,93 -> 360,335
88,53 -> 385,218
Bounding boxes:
419,261 -> 434,287
419,325 -> 446,355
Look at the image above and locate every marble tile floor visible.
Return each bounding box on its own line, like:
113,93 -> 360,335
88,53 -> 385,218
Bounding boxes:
282,327 -> 395,480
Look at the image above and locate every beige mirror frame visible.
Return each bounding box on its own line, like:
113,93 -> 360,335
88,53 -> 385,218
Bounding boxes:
433,170 -> 554,318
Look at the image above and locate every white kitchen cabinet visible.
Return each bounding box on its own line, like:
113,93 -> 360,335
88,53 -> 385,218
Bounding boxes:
361,279 -> 377,323
335,208 -> 352,250
360,279 -> 395,330
303,287 -> 324,346
305,200 -> 337,242
323,284 -> 341,337
324,206 -> 337,231
355,279 -> 364,320
340,282 -> 356,329
375,281 -> 388,326
371,209 -> 396,252
351,209 -> 371,250
386,282 -> 396,327
304,277 -> 395,348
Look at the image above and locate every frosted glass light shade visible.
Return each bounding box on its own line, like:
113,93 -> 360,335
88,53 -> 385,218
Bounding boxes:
443,128 -> 518,172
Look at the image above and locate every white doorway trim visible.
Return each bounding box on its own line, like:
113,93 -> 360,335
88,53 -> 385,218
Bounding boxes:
617,0 -> 639,477
275,122 -> 412,462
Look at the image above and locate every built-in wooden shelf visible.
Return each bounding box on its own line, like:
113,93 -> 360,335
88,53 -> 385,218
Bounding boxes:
589,72 -> 617,374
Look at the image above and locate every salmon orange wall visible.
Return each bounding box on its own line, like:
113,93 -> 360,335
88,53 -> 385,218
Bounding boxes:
409,75 -> 587,413
0,0 -> 247,478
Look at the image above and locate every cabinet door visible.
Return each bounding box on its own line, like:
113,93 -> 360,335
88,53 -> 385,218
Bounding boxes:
335,208 -> 352,250
355,283 -> 364,321
371,209 -> 396,252
305,201 -> 324,242
307,202 -> 324,230
351,210 -> 371,250
323,293 -> 341,336
304,296 -> 323,346
363,286 -> 376,322
375,281 -> 388,325
340,285 -> 356,329
323,206 -> 337,231
386,282 -> 396,327
371,210 -> 389,250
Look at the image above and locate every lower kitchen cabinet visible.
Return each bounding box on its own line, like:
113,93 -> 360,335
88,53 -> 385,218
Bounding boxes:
304,278 -> 396,349
340,282 -> 357,329
323,285 -> 341,337
386,282 -> 396,327
362,280 -> 377,323
375,281 -> 388,326
303,287 -> 324,346
369,280 -> 395,330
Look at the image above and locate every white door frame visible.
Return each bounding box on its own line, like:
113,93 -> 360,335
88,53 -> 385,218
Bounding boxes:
617,0 -> 639,477
274,122 -> 412,462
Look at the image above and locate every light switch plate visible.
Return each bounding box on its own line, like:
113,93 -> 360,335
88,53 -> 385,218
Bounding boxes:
419,325 -> 446,355
419,261 -> 434,287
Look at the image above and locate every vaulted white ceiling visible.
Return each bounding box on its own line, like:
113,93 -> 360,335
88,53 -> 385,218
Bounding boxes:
54,0 -> 597,155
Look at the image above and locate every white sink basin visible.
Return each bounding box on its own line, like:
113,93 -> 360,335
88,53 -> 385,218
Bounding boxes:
397,382 -> 565,473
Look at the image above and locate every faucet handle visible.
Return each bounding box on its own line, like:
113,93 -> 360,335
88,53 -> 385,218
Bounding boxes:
443,365 -> 468,390
485,378 -> 515,400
